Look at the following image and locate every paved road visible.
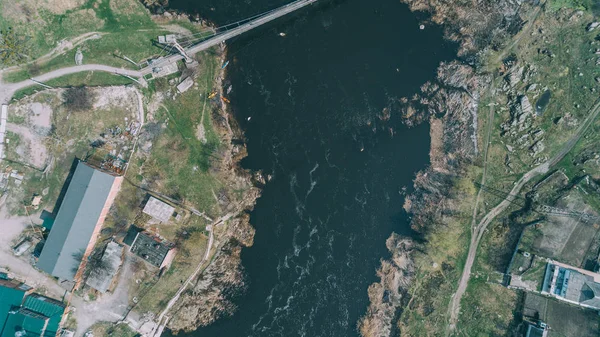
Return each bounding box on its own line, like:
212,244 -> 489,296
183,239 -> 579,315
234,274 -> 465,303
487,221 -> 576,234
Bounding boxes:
141,0 -> 317,75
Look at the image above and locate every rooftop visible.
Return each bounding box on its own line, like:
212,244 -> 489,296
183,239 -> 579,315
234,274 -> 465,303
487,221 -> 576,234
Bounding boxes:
142,196 -> 175,223
542,261 -> 600,310
130,232 -> 174,268
0,279 -> 31,325
526,323 -> 546,337
37,161 -> 121,281
0,278 -> 65,337
86,242 -> 123,293
22,294 -> 66,337
0,308 -> 49,337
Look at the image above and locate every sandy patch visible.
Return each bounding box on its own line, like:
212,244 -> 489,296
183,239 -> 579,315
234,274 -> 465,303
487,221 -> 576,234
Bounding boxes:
7,123 -> 49,169
429,117 -> 446,172
161,24 -> 193,36
0,199 -> 29,248
196,123 -> 207,143
93,86 -> 138,117
45,0 -> 86,14
29,102 -> 53,129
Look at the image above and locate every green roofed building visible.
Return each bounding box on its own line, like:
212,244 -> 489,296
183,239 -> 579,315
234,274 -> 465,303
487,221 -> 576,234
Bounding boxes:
0,279 -> 32,323
0,308 -> 49,337
22,294 -> 65,337
0,278 -> 65,337
37,161 -> 123,283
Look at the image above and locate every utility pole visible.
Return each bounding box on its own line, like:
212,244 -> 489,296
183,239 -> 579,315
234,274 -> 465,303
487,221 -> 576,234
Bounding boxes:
29,79 -> 53,89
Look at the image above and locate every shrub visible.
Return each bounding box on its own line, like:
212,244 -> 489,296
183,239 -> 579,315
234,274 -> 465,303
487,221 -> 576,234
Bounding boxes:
63,87 -> 94,111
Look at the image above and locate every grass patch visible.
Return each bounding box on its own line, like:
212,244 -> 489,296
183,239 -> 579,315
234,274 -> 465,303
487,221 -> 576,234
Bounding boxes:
548,0 -> 598,11
136,52 -> 222,215
456,279 -> 518,337
89,322 -> 138,337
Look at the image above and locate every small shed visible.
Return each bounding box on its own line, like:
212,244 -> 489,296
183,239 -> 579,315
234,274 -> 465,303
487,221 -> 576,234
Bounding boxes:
85,242 -> 124,293
130,232 -> 176,269
176,77 -> 194,93
143,197 -> 175,223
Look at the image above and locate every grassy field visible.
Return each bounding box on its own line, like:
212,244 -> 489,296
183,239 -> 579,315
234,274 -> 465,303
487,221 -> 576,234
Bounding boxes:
456,278 -> 519,337
0,0 -> 213,82
89,321 -> 138,337
398,172 -> 475,336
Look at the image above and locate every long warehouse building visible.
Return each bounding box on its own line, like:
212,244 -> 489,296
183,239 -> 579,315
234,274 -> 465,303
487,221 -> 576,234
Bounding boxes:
37,161 -> 123,286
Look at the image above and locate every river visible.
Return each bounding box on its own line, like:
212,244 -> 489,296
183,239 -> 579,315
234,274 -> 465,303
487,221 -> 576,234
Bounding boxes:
165,0 -> 455,336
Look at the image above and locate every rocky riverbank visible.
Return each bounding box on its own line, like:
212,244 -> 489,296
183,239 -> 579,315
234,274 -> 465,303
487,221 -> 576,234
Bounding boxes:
164,54 -> 262,332
358,0 -> 530,335
136,11 -> 263,331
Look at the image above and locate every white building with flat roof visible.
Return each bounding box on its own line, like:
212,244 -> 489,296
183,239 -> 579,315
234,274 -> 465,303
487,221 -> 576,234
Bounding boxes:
143,196 -> 175,223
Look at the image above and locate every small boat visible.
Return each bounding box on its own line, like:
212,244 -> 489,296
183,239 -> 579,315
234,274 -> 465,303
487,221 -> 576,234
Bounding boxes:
279,32 -> 286,37
221,60 -> 230,69
221,97 -> 230,104
208,91 -> 217,99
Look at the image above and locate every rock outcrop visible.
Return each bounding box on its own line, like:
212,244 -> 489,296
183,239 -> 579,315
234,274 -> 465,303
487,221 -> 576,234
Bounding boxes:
400,0 -> 522,56
358,235 -> 414,337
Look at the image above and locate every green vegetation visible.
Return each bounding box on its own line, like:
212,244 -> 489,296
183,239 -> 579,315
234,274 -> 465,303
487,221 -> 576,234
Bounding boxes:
398,173 -> 475,336
521,259 -> 546,284
399,4 -> 600,336
457,279 -> 519,337
0,28 -> 30,65
0,0 -> 213,82
89,322 -> 138,337
548,0 -> 599,12
136,52 -> 222,216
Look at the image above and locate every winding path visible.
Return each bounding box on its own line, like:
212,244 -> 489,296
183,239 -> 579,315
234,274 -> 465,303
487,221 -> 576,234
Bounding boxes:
0,64 -> 142,104
446,97 -> 600,334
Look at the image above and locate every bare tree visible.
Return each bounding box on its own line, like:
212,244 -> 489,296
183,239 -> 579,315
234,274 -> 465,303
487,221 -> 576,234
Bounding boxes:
63,87 -> 95,111
0,28 -> 30,65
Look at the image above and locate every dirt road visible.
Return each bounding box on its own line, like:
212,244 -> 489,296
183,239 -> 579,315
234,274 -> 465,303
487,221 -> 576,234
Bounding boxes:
72,254 -> 134,336
446,97 -> 600,334
148,209 -> 241,337
0,64 -> 143,104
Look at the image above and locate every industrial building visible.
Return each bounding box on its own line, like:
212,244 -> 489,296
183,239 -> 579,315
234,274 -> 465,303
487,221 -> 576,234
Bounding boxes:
86,242 -> 124,293
542,260 -> 600,310
37,161 -> 123,285
130,232 -> 176,269
0,276 -> 65,337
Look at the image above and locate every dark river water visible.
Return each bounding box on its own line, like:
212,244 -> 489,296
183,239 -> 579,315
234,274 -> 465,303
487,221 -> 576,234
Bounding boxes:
165,0 -> 455,336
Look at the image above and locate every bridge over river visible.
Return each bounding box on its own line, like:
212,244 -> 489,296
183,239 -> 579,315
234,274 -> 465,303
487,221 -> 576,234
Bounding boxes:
0,0 -> 317,160
141,0 -> 318,76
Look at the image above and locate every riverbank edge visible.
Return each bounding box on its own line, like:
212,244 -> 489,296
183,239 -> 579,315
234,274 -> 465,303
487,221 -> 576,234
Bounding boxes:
145,10 -> 264,333
357,0 -> 528,335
